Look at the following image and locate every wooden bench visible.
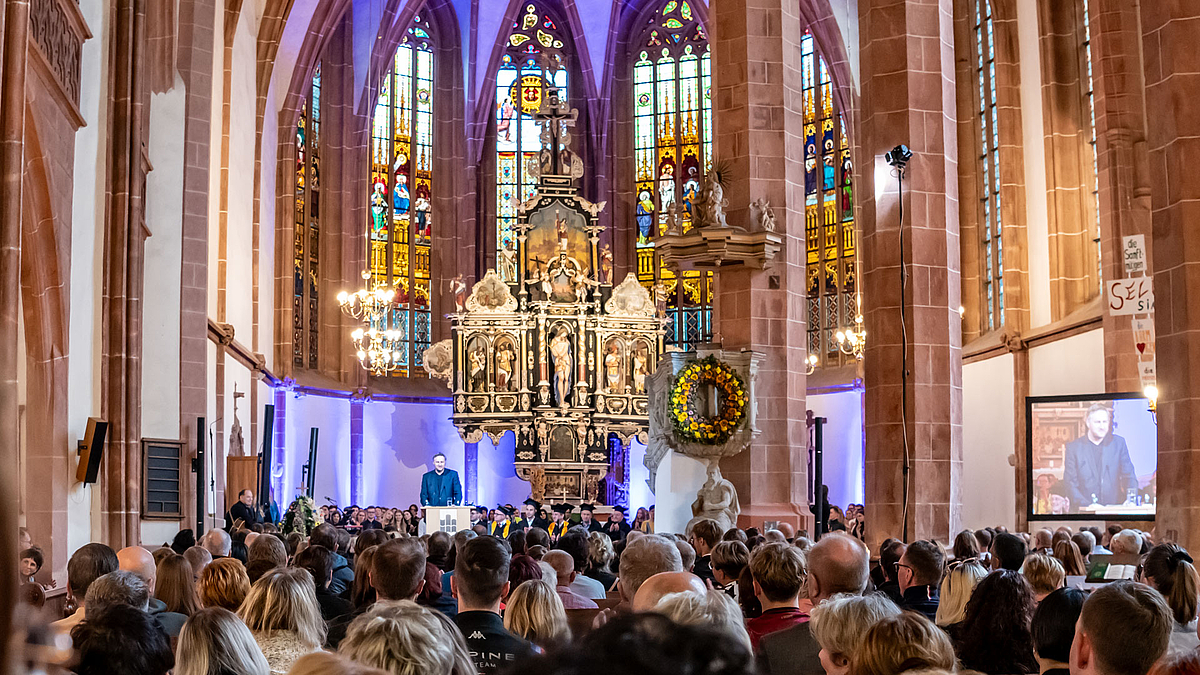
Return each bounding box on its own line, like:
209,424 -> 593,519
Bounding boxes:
565,608 -> 602,639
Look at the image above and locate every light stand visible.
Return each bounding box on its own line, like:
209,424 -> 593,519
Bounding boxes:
885,144 -> 912,542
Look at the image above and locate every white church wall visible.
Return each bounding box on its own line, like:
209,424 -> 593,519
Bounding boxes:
225,8 -> 260,339
271,0 -> 319,118
1028,329 -> 1105,396
259,85 -> 278,371
807,387 -> 866,510
1016,0 -> 1052,328
65,0 -> 111,557
962,353 -> 1017,530
476,433 -> 529,510
206,1 -> 223,319
282,393 -> 349,506
828,0 -> 860,91
628,439 -> 652,511
361,399 -> 465,508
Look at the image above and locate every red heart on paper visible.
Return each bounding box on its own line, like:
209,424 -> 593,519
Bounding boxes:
1137,342 -> 1147,354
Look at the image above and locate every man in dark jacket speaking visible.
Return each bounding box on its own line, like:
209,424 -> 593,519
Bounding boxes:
1062,403 -> 1138,512
420,452 -> 463,507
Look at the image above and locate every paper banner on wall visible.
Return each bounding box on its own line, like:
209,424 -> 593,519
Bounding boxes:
1132,317 -> 1156,388
1107,277 -> 1154,316
1123,234 -> 1147,275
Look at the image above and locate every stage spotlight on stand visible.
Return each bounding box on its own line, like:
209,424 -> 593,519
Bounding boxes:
886,144 -> 912,168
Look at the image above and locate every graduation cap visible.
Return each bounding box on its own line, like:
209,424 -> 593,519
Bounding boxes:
497,504 -> 517,517
578,503 -> 595,513
523,498 -> 542,508
612,505 -> 627,514
552,503 -> 572,515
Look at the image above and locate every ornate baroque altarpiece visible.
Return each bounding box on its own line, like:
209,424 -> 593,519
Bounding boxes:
428,74 -> 664,505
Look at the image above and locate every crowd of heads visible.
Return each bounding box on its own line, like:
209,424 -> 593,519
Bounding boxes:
15,506 -> 1200,675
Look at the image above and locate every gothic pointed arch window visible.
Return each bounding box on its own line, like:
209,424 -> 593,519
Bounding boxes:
801,32 -> 859,367
294,63 -> 322,369
495,3 -> 571,281
631,0 -> 713,351
972,0 -> 1003,331
368,16 -> 435,377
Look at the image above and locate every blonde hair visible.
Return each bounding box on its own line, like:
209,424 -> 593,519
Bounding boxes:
851,612 -> 956,675
339,600 -> 475,675
175,607 -> 270,675
288,652 -> 389,675
935,560 -> 987,626
155,552 -> 199,616
1022,553 -> 1066,597
198,557 -> 250,611
503,580 -> 570,649
654,588 -> 752,650
748,542 -> 807,602
811,593 -> 902,660
588,532 -> 615,572
237,567 -> 326,649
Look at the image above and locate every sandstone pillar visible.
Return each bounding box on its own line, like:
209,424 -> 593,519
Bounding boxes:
710,0 -> 810,530
859,0 -> 963,548
1140,4 -> 1200,548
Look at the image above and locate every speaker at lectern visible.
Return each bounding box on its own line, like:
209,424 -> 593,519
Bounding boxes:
422,506 -> 471,535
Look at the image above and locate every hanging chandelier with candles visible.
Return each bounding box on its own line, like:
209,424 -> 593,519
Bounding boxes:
835,299 -> 866,360
337,272 -> 406,376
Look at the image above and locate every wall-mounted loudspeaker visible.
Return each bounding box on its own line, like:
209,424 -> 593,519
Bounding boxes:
76,417 -> 109,484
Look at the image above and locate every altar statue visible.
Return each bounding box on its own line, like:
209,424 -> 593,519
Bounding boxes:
701,171 -> 728,228
555,210 -> 569,254
600,244 -> 614,284
604,343 -> 623,393
468,348 -> 486,392
632,347 -> 648,395
451,274 -> 467,312
687,463 -> 740,533
550,328 -> 573,407
495,342 -> 515,391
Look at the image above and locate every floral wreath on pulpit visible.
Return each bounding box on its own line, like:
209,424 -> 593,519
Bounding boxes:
669,356 -> 748,445
281,495 -> 322,537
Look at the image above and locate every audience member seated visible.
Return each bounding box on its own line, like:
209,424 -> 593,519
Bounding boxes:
118,545 -> 188,636
202,528 -> 233,559
806,593 -> 902,675
723,528 -> 749,544
1072,531 -> 1096,563
557,531 -> 606,600
1139,542 -> 1200,654
544,549 -> 598,609
155,552 -> 200,617
1109,529 -> 1142,556
246,534 -> 288,583
347,545 -> 380,612
897,539 -> 943,621
185,546 -> 213,581
85,569 -> 150,614
199,557 -> 251,612
688,519 -> 722,584
876,539 -> 906,606
511,613 -> 754,675
745,541 -> 809,650
653,587 -> 752,649
1052,539 -> 1088,577
439,530 -> 478,618
338,600 -> 475,675
19,546 -> 43,584
294,544 -> 353,623
287,651 -> 389,675
615,534 -> 683,608
952,529 -> 981,561
1023,553 -> 1067,603
1071,581 -> 1172,675
710,540 -> 749,600
503,579 -> 570,650
238,567 -> 326,673
310,524 -> 354,595
934,559 -> 986,636
171,529 -> 197,555
954,569 -> 1038,675
759,533 -> 871,675
53,542 -> 118,631
631,571 -> 706,612
70,603 -> 174,675
851,612 -> 957,675
1032,587 -> 1086,675
417,531 -> 451,613
451,535 -> 533,674
1148,647 -> 1200,675
175,606 -> 271,675
585,531 -> 618,592
990,532 -> 1027,571
674,538 -> 697,573
329,538 -> 426,648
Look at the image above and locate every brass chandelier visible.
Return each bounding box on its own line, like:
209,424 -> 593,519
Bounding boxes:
337,272 -> 406,375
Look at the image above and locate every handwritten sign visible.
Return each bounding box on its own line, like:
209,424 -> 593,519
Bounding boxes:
1107,277 -> 1154,316
1132,317 -> 1157,387
1123,235 -> 1147,275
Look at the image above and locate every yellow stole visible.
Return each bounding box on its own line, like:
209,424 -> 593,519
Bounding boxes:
490,520 -> 510,538
549,521 -> 567,538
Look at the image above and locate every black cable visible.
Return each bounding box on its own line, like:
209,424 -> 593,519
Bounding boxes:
897,164 -> 911,543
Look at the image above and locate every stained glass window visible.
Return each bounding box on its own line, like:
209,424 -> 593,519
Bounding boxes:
801,32 -> 858,367
368,17 -> 434,377
632,1 -> 713,351
1082,0 -> 1101,287
972,0 -> 1003,331
293,63 -> 321,369
495,3 -> 570,281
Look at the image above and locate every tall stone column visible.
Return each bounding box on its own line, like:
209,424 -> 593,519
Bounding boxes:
859,0 -> 963,548
1092,0 -> 1152,391
709,0 -> 810,529
1140,4 -> 1200,548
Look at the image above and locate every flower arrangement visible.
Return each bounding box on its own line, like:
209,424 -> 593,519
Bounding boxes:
281,495 -> 322,537
669,356 -> 748,445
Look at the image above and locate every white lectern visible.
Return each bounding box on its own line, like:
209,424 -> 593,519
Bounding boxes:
423,506 -> 472,534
